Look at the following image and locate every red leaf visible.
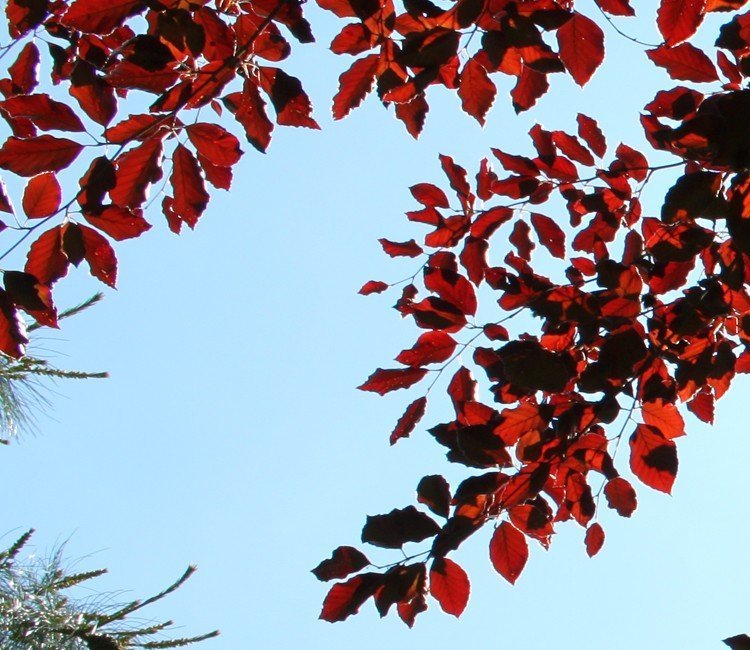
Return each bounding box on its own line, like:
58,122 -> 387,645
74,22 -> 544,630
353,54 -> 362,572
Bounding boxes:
319,574 -> 381,622
604,476 -> 638,517
379,238 -> 423,258
511,66 -> 549,113
79,224 -> 118,287
395,95 -> 429,139
358,367 -> 428,395
223,81 -> 274,153
4,270 -> 56,327
332,54 -> 379,120
489,521 -> 528,584
171,145 -> 209,228
577,113 -> 607,157
510,220 -> 534,260
657,0 -> 706,46
642,399 -> 686,439
110,138 -> 163,208
0,94 -> 85,132
595,0 -> 635,15
186,123 -> 242,167
391,396 -> 427,444
557,12 -> 605,86
0,291 -> 27,358
458,58 -> 496,126
646,43 -> 719,82
0,136 -> 82,177
430,558 -> 469,617
629,424 -> 678,494
8,42 -> 40,95
551,131 -> 595,166
61,0 -> 142,34
69,61 -> 118,125
584,523 -> 605,557
396,331 -> 456,367
25,226 -> 69,285
198,154 -> 232,191
471,206 -> 513,238
84,205 -> 151,241
312,546 -> 370,581
359,280 -> 388,295
687,388 -> 714,424
410,183 -> 449,208
259,67 -> 320,128
530,213 -> 566,258
105,114 -> 168,144
22,173 -> 60,218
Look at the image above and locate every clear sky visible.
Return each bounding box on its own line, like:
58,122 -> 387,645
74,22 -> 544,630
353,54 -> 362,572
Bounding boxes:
3,1 -> 750,648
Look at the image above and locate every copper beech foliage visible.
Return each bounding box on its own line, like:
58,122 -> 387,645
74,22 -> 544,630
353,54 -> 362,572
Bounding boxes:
0,0 -> 749,632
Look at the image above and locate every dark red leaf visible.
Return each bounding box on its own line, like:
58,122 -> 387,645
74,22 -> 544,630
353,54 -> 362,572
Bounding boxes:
361,506 -> 441,548
410,183 -> 449,208
416,474 -> 451,518
429,558 -> 469,617
84,205 -> 151,241
259,67 -> 320,129
358,367 -> 428,395
489,521 -> 528,584
22,173 -> 60,218
4,270 -> 56,327
379,238 -> 423,258
170,145 -> 209,228
584,523 -> 605,557
25,226 -> 69,285
396,331 -> 456,367
390,396 -> 427,444
0,94 -> 85,132
186,123 -> 242,167
7,42 -> 40,95
510,220 -> 535,260
458,58 -> 496,126
530,213 -> 565,258
110,138 -> 163,208
79,224 -> 117,287
333,54 -> 379,120
359,280 -> 389,295
577,113 -> 607,157
312,546 -> 370,581
319,573 -> 382,622
0,136 -> 82,177
657,0 -> 706,46
223,81 -> 274,153
0,290 -> 27,358
646,43 -> 719,82
61,0 -> 142,34
557,12 -> 605,86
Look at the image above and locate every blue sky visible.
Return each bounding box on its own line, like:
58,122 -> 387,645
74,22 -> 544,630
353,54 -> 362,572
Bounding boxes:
3,1 -> 750,648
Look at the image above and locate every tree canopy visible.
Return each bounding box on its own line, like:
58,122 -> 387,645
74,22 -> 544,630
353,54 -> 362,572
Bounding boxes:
2,0 -> 750,644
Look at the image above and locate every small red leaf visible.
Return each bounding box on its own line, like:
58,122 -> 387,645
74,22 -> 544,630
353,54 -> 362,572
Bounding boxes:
171,145 -> 209,228
391,396 -> 427,444
530,213 -> 566,258
410,183 -> 449,208
319,574 -> 381,622
642,399 -> 685,439
25,226 -> 69,285
312,546 -> 370,581
577,114 -> 607,157
22,173 -> 61,218
84,205 -> 151,241
359,280 -> 389,295
379,238 -> 423,258
396,331 -> 456,367
186,123 -> 242,167
489,521 -> 528,584
430,558 -> 469,617
358,367 -> 428,395
584,523 -> 605,557
604,477 -> 638,517
416,474 -> 450,518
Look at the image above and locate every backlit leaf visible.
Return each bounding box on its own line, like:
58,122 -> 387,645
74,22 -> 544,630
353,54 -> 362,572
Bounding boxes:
584,523 -> 605,557
312,546 -> 370,581
358,367 -> 428,395
489,521 -> 528,584
429,558 -> 469,617
22,173 -> 61,218
629,424 -> 678,493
